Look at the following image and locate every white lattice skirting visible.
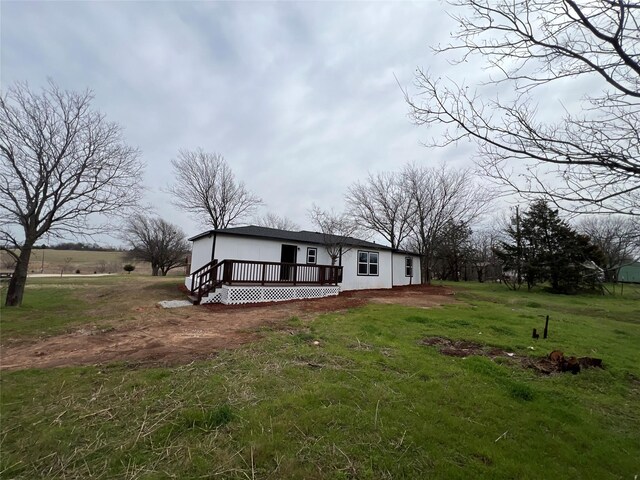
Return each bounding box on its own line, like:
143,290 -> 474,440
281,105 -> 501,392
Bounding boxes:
202,285 -> 341,305
200,291 -> 222,304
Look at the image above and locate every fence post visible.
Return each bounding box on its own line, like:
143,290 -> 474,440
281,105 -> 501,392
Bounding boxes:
261,263 -> 266,285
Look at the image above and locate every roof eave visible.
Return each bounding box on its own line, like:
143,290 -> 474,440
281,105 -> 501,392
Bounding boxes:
187,230 -> 216,242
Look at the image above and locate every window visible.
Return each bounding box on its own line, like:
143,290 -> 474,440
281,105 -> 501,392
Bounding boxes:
405,257 -> 413,277
357,250 -> 379,276
306,247 -> 317,264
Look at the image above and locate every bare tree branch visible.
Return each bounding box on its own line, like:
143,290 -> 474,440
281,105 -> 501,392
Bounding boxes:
168,149 -> 262,230
402,163 -> 492,283
308,205 -> 364,265
0,80 -> 144,306
345,171 -> 413,249
121,214 -> 190,276
576,214 -> 640,279
407,0 -> 640,215
254,213 -> 300,231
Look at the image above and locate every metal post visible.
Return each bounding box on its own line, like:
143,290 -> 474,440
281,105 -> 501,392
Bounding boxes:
543,315 -> 549,339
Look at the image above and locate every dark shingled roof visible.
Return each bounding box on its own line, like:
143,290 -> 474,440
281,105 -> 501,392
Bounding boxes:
188,226 -> 418,255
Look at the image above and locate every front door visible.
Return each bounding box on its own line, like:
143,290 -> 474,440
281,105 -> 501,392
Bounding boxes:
280,244 -> 297,281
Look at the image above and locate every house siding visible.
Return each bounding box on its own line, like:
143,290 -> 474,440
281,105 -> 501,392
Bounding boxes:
188,231 -> 421,292
340,249 -> 392,290
190,234 -> 335,273
214,235 -> 334,266
191,234 -> 214,272
392,252 -> 421,286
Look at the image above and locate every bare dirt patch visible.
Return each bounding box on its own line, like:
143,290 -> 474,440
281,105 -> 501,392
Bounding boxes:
347,284 -> 455,308
420,336 -> 509,358
420,336 -> 604,375
1,285 -> 455,371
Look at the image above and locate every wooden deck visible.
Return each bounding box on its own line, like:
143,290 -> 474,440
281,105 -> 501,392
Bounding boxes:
189,259 -> 343,304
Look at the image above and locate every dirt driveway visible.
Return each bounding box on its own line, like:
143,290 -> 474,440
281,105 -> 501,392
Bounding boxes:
0,285 -> 454,371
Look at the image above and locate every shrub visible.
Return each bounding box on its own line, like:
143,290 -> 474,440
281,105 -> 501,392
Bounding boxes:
123,264 -> 135,274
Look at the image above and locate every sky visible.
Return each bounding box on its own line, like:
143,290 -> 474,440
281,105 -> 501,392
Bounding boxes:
0,1 -> 470,244
2,1 -> 500,244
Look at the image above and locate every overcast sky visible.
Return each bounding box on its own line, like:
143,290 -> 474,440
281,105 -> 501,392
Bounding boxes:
2,1 -> 489,243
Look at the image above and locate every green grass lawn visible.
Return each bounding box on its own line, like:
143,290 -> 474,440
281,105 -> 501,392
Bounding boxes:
0,276 -> 185,338
1,281 -> 639,479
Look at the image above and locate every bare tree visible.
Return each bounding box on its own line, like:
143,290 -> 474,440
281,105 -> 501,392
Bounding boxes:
403,163 -> 491,283
0,250 -> 16,271
62,257 -> 74,274
1,81 -> 143,306
576,215 -> 640,280
255,212 -> 300,231
168,149 -> 262,230
122,214 -> 190,276
345,171 -> 413,249
406,0 -> 640,216
433,219 -> 473,281
469,228 -> 502,283
308,205 -> 363,265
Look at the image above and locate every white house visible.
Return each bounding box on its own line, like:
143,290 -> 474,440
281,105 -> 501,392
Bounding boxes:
185,225 -> 421,305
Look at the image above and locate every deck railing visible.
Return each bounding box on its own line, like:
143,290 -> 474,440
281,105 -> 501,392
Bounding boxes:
190,259 -> 343,302
189,259 -> 223,300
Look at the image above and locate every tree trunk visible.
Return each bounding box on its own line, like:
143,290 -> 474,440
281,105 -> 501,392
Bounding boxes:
5,244 -> 34,307
151,265 -> 160,276
421,258 -> 431,284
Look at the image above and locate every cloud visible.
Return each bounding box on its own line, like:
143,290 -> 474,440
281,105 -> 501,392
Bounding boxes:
2,1 -> 486,242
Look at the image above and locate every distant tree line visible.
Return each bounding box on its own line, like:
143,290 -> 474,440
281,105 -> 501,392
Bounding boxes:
36,242 -> 123,252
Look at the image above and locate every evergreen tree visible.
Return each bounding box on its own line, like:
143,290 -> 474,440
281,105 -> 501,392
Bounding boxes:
495,200 -> 604,293
494,207 -> 525,290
